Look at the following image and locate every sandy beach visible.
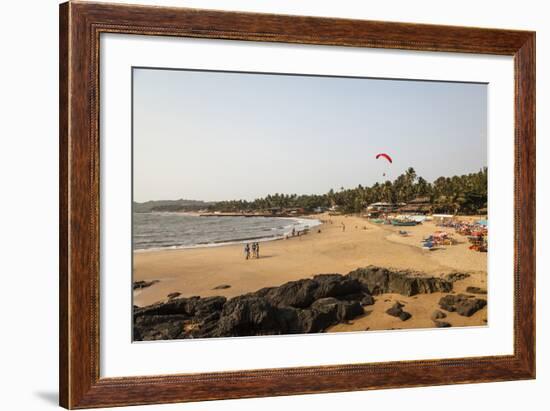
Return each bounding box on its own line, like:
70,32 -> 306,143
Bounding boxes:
133,213 -> 487,331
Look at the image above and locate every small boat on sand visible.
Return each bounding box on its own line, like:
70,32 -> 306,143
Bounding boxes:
390,219 -> 418,227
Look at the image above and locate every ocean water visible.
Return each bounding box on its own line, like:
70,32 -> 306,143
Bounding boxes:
133,213 -> 321,251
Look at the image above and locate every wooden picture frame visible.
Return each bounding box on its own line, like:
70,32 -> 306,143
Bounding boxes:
59,1 -> 535,408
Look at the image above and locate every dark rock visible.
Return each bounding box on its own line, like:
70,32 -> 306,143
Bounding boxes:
133,280 -> 159,290
167,292 -> 181,299
399,311 -> 412,321
457,299 -> 487,316
349,266 -> 391,295
348,266 -> 452,296
311,297 -> 364,322
262,278 -> 319,308
134,295 -> 226,318
193,296 -> 227,318
385,302 -> 411,321
431,310 -> 447,321
294,308 -> 336,333
386,302 -> 404,317
439,294 -> 487,317
444,273 -> 471,282
134,314 -> 188,327
259,274 -> 363,309
134,314 -> 187,340
434,321 -> 452,328
466,286 -> 487,295
312,274 -> 363,300
213,284 -> 231,290
211,296 -> 284,337
360,294 -> 375,306
439,295 -> 458,312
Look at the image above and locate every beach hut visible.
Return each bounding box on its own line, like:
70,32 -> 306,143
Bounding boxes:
367,202 -> 400,213
267,207 -> 282,215
398,197 -> 432,215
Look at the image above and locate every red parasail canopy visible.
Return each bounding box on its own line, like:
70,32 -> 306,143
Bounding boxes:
375,153 -> 393,163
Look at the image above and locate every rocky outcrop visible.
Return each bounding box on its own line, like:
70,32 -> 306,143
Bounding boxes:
431,310 -> 447,321
466,286 -> 487,295
133,266 -> 457,340
133,280 -> 159,290
444,273 -> 470,282
360,294 -> 375,306
213,284 -> 231,290
348,266 -> 452,296
257,274 -> 363,309
135,296 -> 227,318
385,302 -> 412,321
167,292 -> 181,300
439,294 -> 487,317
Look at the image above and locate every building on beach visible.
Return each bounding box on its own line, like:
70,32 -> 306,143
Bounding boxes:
398,196 -> 432,215
365,202 -> 401,217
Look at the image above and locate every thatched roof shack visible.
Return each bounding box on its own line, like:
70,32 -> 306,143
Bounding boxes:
398,197 -> 432,214
366,202 -> 401,213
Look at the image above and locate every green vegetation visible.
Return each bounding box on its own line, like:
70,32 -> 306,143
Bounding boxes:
133,199 -> 214,213
207,167 -> 488,215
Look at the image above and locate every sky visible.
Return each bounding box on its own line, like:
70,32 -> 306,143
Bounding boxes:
133,68 -> 487,202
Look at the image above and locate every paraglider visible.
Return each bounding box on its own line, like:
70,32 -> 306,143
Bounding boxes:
376,153 -> 393,177
375,153 -> 393,163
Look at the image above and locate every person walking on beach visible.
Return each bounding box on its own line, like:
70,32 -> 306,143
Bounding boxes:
255,242 -> 260,259
342,222 -> 346,232
251,242 -> 257,259
244,243 -> 250,260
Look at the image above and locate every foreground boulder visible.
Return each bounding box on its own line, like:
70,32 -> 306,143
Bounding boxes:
167,292 -> 181,300
259,274 -> 363,308
134,314 -> 188,341
466,286 -> 487,295
439,294 -> 487,317
208,296 -> 285,337
444,273 -> 470,282
133,280 -> 159,290
431,310 -> 447,321
348,266 -> 453,296
134,295 -> 226,318
360,294 -> 375,306
385,302 -> 412,321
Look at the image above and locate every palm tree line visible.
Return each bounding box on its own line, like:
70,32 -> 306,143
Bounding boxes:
207,167 -> 488,215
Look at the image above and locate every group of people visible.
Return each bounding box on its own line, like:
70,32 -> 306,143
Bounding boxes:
244,242 -> 260,260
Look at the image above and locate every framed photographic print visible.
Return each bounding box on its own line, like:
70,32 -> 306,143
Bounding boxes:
59,1 -> 535,408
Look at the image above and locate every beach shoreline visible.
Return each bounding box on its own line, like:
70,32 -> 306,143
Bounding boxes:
133,213 -> 487,332
133,214 -> 322,253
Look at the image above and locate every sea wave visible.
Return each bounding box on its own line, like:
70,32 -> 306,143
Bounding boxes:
133,215 -> 322,252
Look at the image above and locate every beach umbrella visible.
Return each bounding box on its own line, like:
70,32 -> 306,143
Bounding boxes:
375,153 -> 393,176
